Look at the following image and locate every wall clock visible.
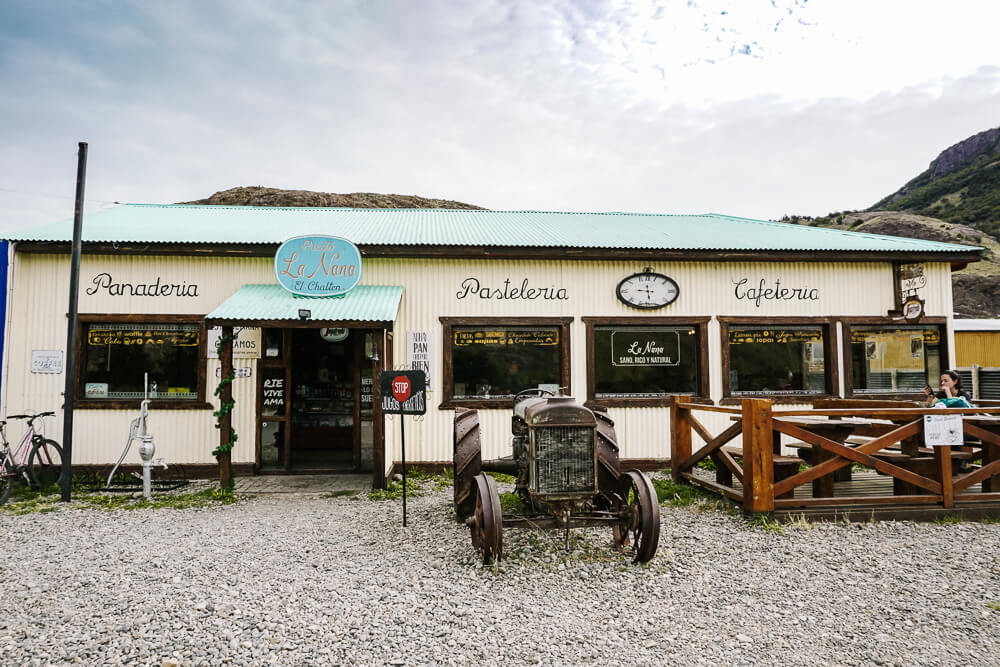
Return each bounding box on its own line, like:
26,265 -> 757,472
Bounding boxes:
616,268 -> 679,309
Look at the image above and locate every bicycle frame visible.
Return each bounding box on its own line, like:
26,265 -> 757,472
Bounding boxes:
0,422 -> 38,482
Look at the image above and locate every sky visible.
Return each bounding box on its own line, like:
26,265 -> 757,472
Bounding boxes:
1,0 -> 999,232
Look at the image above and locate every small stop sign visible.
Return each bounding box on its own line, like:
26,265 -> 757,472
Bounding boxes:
392,376 -> 411,403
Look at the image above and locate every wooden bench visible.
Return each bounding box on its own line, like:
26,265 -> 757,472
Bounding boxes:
715,446 -> 804,499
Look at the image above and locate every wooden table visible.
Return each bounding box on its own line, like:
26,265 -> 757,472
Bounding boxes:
774,416 -> 885,497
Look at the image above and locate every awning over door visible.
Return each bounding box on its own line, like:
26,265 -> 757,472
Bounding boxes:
205,284 -> 403,326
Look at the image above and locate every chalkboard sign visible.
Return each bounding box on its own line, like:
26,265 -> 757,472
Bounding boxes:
380,370 -> 426,415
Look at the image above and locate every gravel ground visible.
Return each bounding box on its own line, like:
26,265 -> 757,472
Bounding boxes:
1,479 -> 999,666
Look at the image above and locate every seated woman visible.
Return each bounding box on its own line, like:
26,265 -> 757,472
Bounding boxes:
923,369 -> 974,408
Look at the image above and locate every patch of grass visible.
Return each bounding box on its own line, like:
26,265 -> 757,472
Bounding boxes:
486,472 -> 516,485
367,478 -> 423,501
695,457 -> 716,471
499,491 -> 524,514
2,484 -> 239,514
744,513 -> 785,533
784,514 -> 813,530
79,487 -> 239,511
430,466 -> 455,491
651,476 -> 715,507
934,514 -> 963,525
405,466 -> 433,480
987,601 -> 1000,612
979,516 -> 999,524
0,494 -> 59,515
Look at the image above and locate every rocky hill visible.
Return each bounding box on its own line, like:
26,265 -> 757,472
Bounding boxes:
782,127 -> 1000,317
180,186 -> 484,210
872,127 -> 1000,238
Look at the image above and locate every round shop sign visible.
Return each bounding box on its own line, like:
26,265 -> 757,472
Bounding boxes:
274,235 -> 362,297
320,327 -> 349,342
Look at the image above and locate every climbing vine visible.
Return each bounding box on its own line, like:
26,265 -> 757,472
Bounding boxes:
212,333 -> 238,464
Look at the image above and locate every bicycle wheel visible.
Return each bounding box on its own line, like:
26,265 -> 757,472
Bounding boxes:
0,468 -> 12,504
26,439 -> 65,491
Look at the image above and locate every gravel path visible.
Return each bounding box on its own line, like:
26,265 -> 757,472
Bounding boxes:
1,482 -> 998,666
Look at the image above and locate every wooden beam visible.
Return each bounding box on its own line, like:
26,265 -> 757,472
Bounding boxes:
774,495 -> 942,508
742,398 -> 774,513
680,472 -> 743,502
935,447 -> 954,508
670,395 -> 692,481
953,458 -> 1000,492
687,413 -> 714,446
678,422 -> 743,472
218,325 -> 233,489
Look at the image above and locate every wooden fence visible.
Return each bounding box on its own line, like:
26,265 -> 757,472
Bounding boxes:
669,396 -> 1000,513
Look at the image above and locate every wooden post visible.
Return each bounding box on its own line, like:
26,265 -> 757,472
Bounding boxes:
670,395 -> 692,482
219,325 -> 233,489
934,446 -> 954,508
741,398 -> 774,513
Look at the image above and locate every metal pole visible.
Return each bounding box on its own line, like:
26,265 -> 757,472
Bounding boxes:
400,417 -> 407,527
61,142 -> 87,502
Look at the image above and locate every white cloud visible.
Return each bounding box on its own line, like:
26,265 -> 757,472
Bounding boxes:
1,0 -> 998,231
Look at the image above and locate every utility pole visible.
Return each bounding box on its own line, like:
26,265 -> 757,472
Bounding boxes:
61,142 -> 87,502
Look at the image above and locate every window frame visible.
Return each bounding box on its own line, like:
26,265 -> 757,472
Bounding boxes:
583,316 -> 710,407
74,313 -> 211,410
840,316 -> 948,400
719,316 -> 839,405
438,317 -> 572,409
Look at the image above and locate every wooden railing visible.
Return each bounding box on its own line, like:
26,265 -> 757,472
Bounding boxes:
669,396 -> 1000,513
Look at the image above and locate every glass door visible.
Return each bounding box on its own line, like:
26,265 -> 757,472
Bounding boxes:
289,329 -> 357,471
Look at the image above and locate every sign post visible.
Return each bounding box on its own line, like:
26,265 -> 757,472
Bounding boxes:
379,370 -> 426,526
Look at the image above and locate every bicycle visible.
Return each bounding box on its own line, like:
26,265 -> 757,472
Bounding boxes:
0,411 -> 65,504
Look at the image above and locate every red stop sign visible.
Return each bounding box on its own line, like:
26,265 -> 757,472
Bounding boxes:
392,376 -> 411,403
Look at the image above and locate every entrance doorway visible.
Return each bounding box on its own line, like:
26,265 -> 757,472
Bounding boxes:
257,327 -> 376,473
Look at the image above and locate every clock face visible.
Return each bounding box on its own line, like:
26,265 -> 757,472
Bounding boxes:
616,271 -> 679,309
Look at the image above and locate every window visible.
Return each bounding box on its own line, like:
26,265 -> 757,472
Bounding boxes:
584,317 -> 709,406
77,315 -> 207,408
440,318 -> 571,408
845,321 -> 945,394
720,318 -> 836,400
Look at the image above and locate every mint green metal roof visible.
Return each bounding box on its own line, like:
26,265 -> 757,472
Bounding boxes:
5,203 -> 983,254
206,284 -> 403,323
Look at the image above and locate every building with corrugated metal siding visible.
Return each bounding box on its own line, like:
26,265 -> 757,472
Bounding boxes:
1,205 -> 984,487
954,319 -> 1000,400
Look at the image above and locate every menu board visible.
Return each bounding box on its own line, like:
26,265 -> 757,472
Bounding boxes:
729,329 -> 822,345
851,328 -> 940,344
88,325 -> 199,347
453,329 -> 558,347
611,330 -> 680,366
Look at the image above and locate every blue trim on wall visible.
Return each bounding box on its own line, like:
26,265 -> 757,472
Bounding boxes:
0,240 -> 7,394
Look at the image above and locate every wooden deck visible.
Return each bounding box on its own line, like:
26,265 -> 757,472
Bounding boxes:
693,468 -> 1000,521
670,397 -> 1000,522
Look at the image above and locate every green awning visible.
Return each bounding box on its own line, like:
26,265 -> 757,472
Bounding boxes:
205,284 -> 403,325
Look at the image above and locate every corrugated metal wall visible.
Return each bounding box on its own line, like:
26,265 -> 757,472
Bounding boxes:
956,332 -> 1000,366
2,251 -> 954,467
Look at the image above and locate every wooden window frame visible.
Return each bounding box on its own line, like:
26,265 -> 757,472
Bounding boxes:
840,316 -> 948,400
438,317 -> 572,410
719,316 -> 839,405
583,316 -> 711,408
74,313 -> 211,410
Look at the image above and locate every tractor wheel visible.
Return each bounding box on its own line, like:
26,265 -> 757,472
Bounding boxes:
470,473 -> 503,564
453,408 -> 482,520
591,405 -> 621,506
613,470 -> 660,564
